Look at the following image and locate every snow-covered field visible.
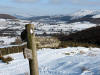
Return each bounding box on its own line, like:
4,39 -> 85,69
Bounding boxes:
0,47 -> 100,75
36,22 -> 96,35
0,18 -> 98,45
0,37 -> 16,45
0,19 -> 98,36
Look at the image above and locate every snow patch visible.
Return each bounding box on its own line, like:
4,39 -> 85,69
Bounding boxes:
92,14 -> 100,18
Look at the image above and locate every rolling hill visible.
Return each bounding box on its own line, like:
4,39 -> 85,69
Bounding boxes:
62,26 -> 100,45
0,14 -> 17,19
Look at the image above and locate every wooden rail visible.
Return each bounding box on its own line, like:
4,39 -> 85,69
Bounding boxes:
0,43 -> 27,55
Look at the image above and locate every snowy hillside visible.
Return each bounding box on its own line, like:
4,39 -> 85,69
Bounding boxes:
70,9 -> 100,19
0,9 -> 100,45
92,14 -> 100,18
24,9 -> 100,22
0,19 -> 97,36
13,14 -> 34,19
0,18 -> 99,45
35,22 -> 97,35
0,47 -> 100,75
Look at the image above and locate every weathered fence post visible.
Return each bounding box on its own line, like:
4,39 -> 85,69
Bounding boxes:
26,24 -> 39,75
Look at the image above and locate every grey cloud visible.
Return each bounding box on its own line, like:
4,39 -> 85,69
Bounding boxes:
70,0 -> 100,6
0,5 -> 17,14
14,0 -> 39,3
50,0 -> 66,4
50,0 -> 100,6
0,5 -> 14,10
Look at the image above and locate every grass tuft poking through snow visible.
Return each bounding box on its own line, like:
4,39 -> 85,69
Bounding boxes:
0,56 -> 13,64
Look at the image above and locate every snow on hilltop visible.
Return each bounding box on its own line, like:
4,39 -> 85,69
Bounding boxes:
0,14 -> 17,19
0,47 -> 100,75
70,9 -> 100,19
92,14 -> 100,18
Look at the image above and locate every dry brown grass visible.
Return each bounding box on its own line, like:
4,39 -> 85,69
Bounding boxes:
58,41 -> 100,48
0,55 -> 13,64
79,51 -> 86,54
65,53 -> 70,55
11,37 -> 23,45
36,36 -> 61,49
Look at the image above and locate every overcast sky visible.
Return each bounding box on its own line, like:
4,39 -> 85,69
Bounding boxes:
0,0 -> 100,16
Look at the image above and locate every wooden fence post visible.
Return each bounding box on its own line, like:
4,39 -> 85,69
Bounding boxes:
26,24 -> 39,75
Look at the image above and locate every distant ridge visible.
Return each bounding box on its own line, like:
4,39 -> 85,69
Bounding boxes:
0,14 -> 17,19
63,26 -> 100,45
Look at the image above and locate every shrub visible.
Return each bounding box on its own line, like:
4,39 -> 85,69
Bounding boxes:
0,56 -> 13,64
58,41 -> 100,48
65,53 -> 70,55
56,26 -> 100,48
79,51 -> 86,54
0,55 -> 4,60
11,37 -> 22,45
81,66 -> 89,72
61,26 -> 100,45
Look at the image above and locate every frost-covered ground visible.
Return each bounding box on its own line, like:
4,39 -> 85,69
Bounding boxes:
0,47 -> 100,75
